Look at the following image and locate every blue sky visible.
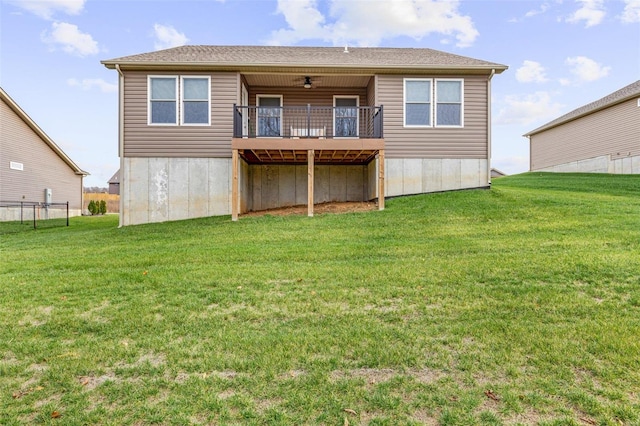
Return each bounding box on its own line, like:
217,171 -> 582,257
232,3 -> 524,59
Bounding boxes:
1,0 -> 638,187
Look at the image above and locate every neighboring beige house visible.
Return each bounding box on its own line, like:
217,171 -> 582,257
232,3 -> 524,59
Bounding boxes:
525,80 -> 640,174
102,45 -> 507,226
490,168 -> 507,178
0,87 -> 87,221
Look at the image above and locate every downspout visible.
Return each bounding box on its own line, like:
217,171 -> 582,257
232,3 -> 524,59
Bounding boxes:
487,68 -> 495,187
115,64 -> 125,227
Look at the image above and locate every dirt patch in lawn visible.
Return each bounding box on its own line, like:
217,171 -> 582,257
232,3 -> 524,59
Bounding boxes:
242,201 -> 378,218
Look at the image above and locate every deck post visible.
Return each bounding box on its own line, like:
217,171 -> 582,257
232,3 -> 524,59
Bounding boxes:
378,149 -> 385,210
232,149 -> 239,221
308,149 -> 314,217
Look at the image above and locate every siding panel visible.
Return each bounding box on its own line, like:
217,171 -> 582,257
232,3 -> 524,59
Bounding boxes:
377,74 -> 488,158
123,71 -> 238,158
530,99 -> 640,170
0,99 -> 83,209
247,87 -> 367,107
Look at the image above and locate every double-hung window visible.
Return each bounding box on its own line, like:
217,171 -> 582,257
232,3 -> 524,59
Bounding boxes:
404,78 -> 463,127
149,77 -> 178,125
148,76 -> 210,125
181,77 -> 210,125
404,79 -> 432,127
435,79 -> 463,127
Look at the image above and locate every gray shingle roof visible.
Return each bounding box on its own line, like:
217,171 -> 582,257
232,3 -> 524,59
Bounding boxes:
102,45 -> 507,71
525,80 -> 640,136
108,169 -> 119,184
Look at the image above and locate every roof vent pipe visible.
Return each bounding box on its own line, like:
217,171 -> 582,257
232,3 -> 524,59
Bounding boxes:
344,45 -> 349,53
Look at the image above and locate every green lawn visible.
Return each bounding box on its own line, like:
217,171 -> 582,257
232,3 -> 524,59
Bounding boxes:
1,173 -> 639,425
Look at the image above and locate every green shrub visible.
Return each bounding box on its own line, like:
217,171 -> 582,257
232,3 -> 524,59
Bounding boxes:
88,200 -> 97,215
99,200 -> 107,215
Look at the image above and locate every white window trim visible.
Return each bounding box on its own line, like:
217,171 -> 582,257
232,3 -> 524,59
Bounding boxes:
256,94 -> 283,137
333,95 -> 360,138
180,76 -> 211,126
403,78 -> 433,128
435,78 -> 464,128
148,75 -> 178,126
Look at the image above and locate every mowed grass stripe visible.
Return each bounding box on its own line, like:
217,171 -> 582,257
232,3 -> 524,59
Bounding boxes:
1,172 -> 639,425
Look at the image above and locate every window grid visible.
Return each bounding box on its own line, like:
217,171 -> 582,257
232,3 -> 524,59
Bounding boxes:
404,79 -> 432,127
435,79 -> 463,127
181,77 -> 210,126
149,76 -> 178,125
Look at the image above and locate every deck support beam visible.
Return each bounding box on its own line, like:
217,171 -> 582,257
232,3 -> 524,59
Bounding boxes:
232,149 -> 239,221
378,149 -> 385,210
308,149 -> 314,217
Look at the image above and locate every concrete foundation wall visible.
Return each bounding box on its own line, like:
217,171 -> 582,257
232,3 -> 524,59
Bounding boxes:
534,154 -> 640,174
0,207 -> 82,222
120,156 -> 490,225
248,164 -> 369,211
385,158 -> 489,197
121,157 -> 231,226
239,158 -> 251,214
367,161 -> 378,201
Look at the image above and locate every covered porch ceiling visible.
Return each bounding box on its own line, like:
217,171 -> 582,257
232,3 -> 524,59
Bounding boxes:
242,73 -> 372,89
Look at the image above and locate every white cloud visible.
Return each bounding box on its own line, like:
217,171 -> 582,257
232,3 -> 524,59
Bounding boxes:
7,0 -> 85,20
516,60 -> 549,83
41,22 -> 99,56
153,24 -> 189,50
525,2 -> 551,17
620,0 -> 640,23
495,92 -> 565,126
269,0 -> 479,48
509,1 -> 553,22
566,0 -> 606,27
565,56 -> 611,83
67,78 -> 117,93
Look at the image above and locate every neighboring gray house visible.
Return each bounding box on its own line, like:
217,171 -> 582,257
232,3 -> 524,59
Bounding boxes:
102,45 -> 507,226
0,87 -> 88,221
525,80 -> 640,174
108,169 -> 120,195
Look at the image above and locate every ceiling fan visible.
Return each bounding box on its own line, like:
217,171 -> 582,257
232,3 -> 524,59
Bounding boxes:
293,75 -> 323,89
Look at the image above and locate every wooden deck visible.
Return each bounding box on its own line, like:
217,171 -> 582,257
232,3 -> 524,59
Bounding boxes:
230,137 -> 385,220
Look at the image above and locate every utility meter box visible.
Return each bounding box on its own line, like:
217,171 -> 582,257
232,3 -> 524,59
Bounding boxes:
44,188 -> 52,205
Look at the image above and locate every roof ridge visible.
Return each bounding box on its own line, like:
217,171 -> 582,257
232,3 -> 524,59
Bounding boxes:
101,44 -> 508,71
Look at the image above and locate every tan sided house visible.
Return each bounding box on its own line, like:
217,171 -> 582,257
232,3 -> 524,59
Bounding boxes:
1,87 -> 87,221
102,45 -> 507,226
525,80 -> 640,174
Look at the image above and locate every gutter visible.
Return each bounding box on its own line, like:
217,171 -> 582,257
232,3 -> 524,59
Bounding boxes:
102,60 -> 509,74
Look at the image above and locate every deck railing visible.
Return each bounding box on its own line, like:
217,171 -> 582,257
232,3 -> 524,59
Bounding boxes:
233,105 -> 383,139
